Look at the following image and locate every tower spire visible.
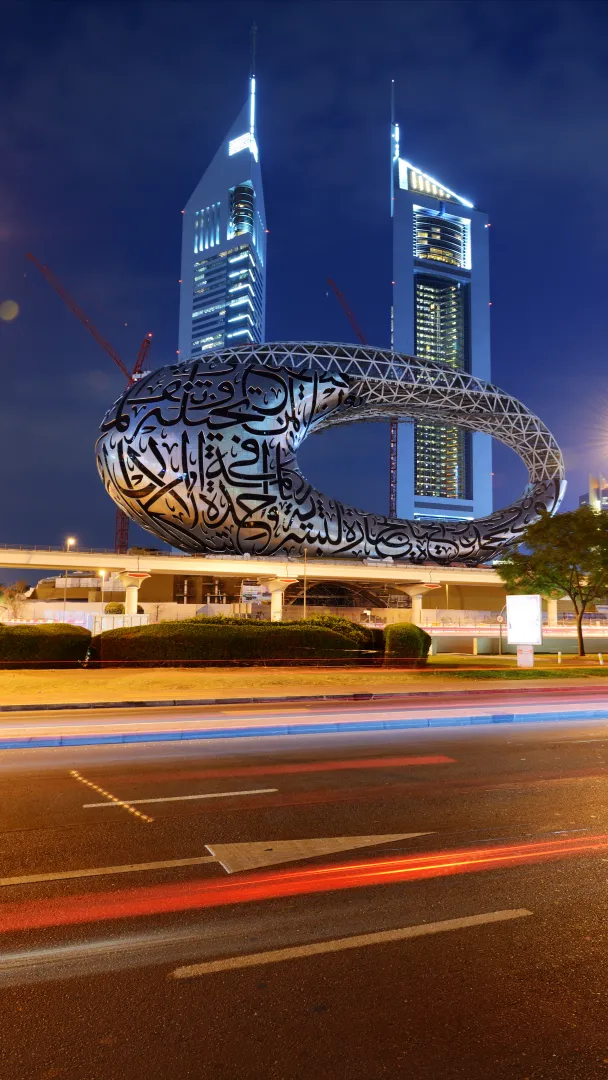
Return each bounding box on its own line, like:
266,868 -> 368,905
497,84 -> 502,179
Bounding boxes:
249,24 -> 257,142
250,22 -> 257,79
390,79 -> 399,216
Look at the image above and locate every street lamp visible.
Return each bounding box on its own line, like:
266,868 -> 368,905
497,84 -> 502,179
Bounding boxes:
497,610 -> 505,656
63,537 -> 76,621
99,569 -> 106,611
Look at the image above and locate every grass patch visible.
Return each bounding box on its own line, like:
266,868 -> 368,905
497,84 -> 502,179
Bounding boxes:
1,657 -> 607,708
440,666 -> 608,680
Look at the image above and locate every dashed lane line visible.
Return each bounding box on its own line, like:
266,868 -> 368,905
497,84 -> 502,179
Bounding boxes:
170,908 -> 533,978
82,788 -> 278,808
69,769 -> 154,823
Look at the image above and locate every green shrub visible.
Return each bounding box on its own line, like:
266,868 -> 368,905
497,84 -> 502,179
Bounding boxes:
0,624 -> 91,664
186,614 -> 383,650
104,602 -> 143,614
384,622 -> 431,660
298,614 -> 370,645
94,620 -> 359,664
186,614 -> 257,625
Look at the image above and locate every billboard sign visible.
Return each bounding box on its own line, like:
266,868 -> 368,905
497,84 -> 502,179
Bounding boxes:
240,581 -> 271,603
506,594 -> 543,646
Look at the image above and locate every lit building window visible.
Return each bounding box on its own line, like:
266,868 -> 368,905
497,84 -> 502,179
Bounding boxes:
413,273 -> 471,500
413,208 -> 470,269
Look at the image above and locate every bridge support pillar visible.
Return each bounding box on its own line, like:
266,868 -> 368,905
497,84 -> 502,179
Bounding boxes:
118,572 -> 150,615
408,592 -> 422,625
266,578 -> 296,623
546,597 -> 558,627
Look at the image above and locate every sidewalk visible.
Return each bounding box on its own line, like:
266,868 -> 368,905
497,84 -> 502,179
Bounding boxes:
1,678 -> 608,750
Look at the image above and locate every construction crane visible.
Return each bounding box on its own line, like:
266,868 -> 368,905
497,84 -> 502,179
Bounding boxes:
327,278 -> 398,517
26,252 -> 152,554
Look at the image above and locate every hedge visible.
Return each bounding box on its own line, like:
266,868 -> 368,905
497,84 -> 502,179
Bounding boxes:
188,613 -> 383,651
384,622 -> 431,662
104,603 -> 144,614
93,620 -> 359,664
0,624 -> 91,665
297,614 -> 382,650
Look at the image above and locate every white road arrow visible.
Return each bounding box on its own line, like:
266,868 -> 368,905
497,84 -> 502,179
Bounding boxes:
205,833 -> 431,874
0,834 -> 433,890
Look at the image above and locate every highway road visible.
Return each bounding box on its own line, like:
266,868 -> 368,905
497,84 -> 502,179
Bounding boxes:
2,711 -> 608,1078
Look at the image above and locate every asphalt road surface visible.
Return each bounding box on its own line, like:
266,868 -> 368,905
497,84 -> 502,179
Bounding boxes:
2,709 -> 608,1079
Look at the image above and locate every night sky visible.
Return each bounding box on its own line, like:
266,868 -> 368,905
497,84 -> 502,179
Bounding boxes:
1,0 -> 607,566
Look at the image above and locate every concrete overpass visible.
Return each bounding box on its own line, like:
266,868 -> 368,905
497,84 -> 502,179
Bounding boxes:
0,546 -> 503,620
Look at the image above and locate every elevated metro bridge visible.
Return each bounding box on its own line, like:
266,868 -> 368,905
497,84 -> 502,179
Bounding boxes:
0,546 -> 502,620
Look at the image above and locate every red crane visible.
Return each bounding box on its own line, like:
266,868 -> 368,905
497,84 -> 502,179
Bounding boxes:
26,252 -> 153,554
327,278 -> 398,517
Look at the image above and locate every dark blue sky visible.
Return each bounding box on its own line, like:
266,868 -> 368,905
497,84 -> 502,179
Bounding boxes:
1,0 -> 607,556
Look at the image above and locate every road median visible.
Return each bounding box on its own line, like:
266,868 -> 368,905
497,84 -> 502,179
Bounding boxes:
1,683 -> 608,749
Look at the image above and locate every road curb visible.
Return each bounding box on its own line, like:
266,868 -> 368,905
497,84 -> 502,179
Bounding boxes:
3,683 -> 608,714
1,707 -> 607,750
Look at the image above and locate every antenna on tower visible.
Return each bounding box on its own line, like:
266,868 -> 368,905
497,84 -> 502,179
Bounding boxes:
249,23 -> 258,143
250,23 -> 257,79
390,79 -> 398,215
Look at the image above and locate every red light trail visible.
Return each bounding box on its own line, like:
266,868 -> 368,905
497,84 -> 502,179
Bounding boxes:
2,833 -> 608,935
111,754 -> 454,786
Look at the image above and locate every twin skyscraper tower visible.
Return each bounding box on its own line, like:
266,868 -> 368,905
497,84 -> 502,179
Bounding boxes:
178,74 -> 492,524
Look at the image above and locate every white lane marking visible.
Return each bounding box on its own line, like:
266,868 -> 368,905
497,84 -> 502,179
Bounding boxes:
82,787 -> 278,808
206,833 -> 432,874
0,856 -> 217,889
170,908 -> 533,978
70,769 -> 154,823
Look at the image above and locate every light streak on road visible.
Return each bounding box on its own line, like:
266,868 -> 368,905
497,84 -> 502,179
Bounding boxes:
98,754 -> 455,786
2,833 -> 608,934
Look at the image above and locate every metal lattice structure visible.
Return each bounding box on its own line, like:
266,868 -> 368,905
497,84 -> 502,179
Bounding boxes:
96,342 -> 565,566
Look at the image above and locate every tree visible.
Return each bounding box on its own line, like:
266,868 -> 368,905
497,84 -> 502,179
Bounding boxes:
497,505 -> 608,657
0,580 -> 29,621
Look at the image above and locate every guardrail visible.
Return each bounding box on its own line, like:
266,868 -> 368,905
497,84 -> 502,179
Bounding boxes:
0,544 -> 169,555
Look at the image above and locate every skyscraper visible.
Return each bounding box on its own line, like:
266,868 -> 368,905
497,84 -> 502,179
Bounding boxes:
178,74 -> 266,361
390,118 -> 492,524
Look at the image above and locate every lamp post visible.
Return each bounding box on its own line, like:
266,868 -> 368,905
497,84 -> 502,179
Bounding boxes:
303,548 -> 308,620
497,611 -> 505,656
99,569 -> 106,612
62,537 -> 76,621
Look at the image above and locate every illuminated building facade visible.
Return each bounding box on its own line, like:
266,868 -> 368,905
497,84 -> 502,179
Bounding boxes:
391,122 -> 492,523
178,76 -> 266,361
579,475 -> 608,511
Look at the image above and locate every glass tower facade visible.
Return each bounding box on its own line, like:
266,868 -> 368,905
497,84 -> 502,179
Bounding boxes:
391,141 -> 492,524
179,79 -> 266,362
414,273 -> 471,502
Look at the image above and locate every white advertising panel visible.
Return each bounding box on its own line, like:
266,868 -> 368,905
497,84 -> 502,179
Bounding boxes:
506,594 -> 543,646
